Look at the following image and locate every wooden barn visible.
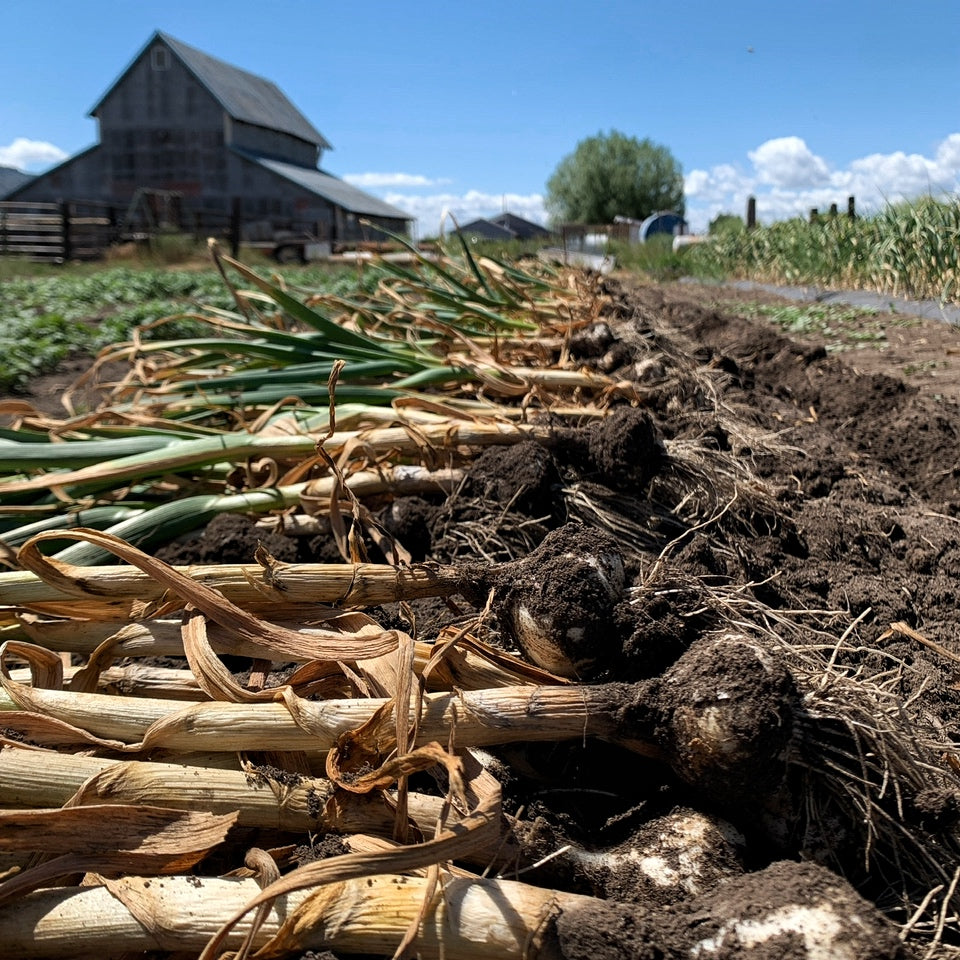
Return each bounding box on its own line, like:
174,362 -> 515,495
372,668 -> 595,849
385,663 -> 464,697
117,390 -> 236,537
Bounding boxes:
6,31 -> 411,245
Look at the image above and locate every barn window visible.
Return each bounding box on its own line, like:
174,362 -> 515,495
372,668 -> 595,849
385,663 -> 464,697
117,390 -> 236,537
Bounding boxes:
151,46 -> 169,70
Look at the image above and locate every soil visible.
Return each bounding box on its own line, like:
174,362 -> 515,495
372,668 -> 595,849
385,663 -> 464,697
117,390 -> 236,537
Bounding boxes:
8,275 -> 960,957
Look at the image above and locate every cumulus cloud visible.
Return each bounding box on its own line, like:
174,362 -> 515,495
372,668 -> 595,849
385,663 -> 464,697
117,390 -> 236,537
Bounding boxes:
684,133 -> 960,233
343,172 -> 450,188
684,169 -> 710,196
748,136 -> 830,188
935,133 -> 960,170
0,137 -> 67,171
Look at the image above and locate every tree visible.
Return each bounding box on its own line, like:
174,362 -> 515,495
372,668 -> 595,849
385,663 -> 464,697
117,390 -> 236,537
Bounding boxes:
708,212 -> 745,235
546,130 -> 684,225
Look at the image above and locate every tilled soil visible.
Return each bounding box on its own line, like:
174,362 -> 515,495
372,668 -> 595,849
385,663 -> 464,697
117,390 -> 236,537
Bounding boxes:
10,275 -> 960,957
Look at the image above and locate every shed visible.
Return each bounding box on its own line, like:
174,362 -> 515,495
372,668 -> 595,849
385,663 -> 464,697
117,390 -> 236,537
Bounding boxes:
456,211 -> 552,243
456,218 -> 516,242
0,166 -> 33,198
488,212 -> 552,240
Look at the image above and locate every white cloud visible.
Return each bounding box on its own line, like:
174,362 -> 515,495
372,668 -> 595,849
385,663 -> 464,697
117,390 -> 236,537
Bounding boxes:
343,172 -> 450,188
379,188 -> 547,239
748,136 -> 830,188
343,174 -> 546,237
837,148 -> 958,199
0,137 -> 67,171
684,133 -> 960,234
684,169 -> 710,196
935,133 -> 960,170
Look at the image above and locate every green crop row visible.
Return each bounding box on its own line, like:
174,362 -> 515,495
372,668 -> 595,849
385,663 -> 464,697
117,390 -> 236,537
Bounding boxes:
0,263 -> 373,394
688,196 -> 960,304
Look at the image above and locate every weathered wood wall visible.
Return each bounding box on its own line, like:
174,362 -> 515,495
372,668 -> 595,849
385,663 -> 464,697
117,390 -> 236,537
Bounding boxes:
0,201 -> 115,261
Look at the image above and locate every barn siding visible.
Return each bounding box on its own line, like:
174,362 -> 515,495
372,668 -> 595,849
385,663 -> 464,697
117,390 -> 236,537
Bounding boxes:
229,120 -> 318,168
95,46 -> 232,206
11,148 -> 105,204
231,153 -> 334,228
7,32 -> 410,238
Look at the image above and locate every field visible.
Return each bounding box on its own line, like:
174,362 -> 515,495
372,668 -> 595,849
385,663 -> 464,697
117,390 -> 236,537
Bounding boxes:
0,257 -> 388,397
2,245 -> 960,958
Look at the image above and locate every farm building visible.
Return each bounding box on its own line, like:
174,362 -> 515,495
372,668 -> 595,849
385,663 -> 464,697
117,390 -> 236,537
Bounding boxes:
6,30 -> 411,245
612,212 -> 688,242
456,211 -> 552,243
0,166 -> 32,197
488,212 -> 552,240
456,218 -> 515,243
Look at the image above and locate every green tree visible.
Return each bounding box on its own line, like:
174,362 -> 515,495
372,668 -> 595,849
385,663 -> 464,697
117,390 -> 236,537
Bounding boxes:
709,212 -> 745,235
546,130 -> 684,225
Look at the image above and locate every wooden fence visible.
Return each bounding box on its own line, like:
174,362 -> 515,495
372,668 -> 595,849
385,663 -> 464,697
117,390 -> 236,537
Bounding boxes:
0,196 -> 372,263
0,200 -> 118,262
0,198 -> 310,263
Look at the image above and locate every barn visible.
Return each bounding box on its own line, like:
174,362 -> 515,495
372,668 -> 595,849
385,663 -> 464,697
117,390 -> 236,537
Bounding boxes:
6,31 -> 412,245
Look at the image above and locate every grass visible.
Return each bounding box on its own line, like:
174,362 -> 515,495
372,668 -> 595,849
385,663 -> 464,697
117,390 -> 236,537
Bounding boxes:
608,233 -> 688,280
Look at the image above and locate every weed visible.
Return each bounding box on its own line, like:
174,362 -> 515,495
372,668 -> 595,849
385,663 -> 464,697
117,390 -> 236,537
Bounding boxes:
903,359 -> 944,377
728,300 -> 889,353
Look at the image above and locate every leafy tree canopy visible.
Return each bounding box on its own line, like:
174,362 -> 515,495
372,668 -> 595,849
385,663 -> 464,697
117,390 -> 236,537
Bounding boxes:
709,212 -> 746,235
546,130 -> 685,225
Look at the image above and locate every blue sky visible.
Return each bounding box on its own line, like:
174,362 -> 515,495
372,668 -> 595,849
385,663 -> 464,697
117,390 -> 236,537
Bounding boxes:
3,1 -> 959,236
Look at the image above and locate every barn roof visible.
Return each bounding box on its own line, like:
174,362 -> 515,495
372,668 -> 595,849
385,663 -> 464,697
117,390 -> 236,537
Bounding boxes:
456,218 -> 516,241
489,212 -> 552,239
241,152 -> 412,221
89,31 -> 331,150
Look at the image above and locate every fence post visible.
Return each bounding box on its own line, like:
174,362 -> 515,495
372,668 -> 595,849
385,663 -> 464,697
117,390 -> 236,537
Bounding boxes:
60,200 -> 72,262
746,196 -> 756,229
229,197 -> 242,257
809,208 -> 819,224
848,196 -> 856,220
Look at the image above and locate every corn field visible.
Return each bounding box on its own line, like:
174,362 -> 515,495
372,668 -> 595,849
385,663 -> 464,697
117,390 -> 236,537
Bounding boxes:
690,196 -> 960,303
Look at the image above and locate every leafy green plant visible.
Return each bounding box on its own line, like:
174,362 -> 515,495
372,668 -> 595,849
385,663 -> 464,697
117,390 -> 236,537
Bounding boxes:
0,313 -> 77,392
708,213 -> 745,236
0,263 -> 370,393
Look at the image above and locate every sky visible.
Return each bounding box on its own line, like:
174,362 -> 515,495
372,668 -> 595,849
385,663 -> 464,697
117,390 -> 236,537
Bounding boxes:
2,1 -> 959,237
